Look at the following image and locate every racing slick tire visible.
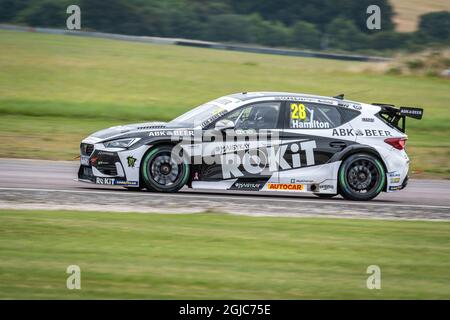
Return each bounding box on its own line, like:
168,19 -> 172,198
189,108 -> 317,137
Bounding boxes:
141,145 -> 190,193
338,153 -> 386,201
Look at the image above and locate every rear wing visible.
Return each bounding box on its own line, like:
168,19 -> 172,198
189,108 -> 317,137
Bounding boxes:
372,103 -> 423,133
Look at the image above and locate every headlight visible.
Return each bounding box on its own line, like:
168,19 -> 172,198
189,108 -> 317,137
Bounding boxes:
103,138 -> 140,149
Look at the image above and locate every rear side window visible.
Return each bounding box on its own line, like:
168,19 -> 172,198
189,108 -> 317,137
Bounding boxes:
287,102 -> 342,129
338,108 -> 360,124
377,110 -> 403,132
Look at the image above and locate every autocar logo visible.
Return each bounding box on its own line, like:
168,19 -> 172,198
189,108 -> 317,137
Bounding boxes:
267,183 -> 304,191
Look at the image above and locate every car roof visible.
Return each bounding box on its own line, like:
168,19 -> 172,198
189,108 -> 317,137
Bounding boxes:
226,91 -> 380,113
228,91 -> 332,101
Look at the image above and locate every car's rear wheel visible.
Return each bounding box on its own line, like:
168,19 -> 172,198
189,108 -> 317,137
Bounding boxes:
338,153 -> 385,201
141,145 -> 190,192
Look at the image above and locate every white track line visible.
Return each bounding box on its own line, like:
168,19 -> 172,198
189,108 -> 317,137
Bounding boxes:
1,187 -> 449,210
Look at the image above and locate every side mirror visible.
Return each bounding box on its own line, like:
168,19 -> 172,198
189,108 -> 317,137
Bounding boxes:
214,119 -> 235,131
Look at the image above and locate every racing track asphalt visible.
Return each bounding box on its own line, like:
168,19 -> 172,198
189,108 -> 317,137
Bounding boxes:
0,158 -> 449,221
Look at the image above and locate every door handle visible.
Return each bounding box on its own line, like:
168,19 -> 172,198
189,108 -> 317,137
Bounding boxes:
329,141 -> 347,149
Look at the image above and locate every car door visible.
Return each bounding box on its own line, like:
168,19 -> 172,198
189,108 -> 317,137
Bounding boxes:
198,101 -> 283,190
278,100 -> 357,186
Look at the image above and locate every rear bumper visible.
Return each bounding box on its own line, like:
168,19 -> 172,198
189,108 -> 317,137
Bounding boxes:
401,175 -> 409,190
387,170 -> 409,192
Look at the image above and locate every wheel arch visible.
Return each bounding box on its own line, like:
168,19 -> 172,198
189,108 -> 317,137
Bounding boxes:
140,141 -> 193,188
330,144 -> 388,192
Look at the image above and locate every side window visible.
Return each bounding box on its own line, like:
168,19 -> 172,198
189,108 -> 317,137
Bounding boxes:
288,102 -> 341,129
218,108 -> 241,124
219,102 -> 281,130
339,108 -> 360,123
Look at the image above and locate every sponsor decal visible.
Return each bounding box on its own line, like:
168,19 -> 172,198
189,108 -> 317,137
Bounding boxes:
362,117 -> 375,122
231,182 -> 263,191
95,177 -> 138,186
289,102 -> 331,129
127,156 -> 137,168
339,102 -> 362,110
291,178 -> 313,183
173,130 -> 195,136
389,172 -> 401,184
400,107 -> 423,119
114,180 -> 139,186
96,177 -> 115,185
319,184 -> 334,191
221,140 -> 317,179
202,110 -> 228,128
317,99 -> 337,105
149,130 -> 195,137
235,129 -> 257,135
149,131 -> 168,137
279,96 -> 338,106
172,130 -> 317,179
389,185 -> 402,191
216,143 -> 250,154
291,120 -> 330,129
268,183 -> 304,191
332,129 -> 392,137
97,151 -> 115,156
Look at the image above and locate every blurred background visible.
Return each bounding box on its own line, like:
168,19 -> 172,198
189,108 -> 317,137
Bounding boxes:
0,0 -> 449,177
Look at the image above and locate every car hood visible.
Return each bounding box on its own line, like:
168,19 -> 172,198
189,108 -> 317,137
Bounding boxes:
91,122 -> 168,140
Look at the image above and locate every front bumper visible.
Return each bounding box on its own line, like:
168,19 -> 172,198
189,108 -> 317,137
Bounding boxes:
78,165 -> 139,187
77,146 -> 139,187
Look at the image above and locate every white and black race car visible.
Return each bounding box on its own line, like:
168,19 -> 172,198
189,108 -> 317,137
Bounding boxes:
78,92 -> 423,201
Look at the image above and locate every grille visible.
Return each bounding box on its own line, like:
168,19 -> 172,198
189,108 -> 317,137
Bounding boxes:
80,143 -> 94,156
137,125 -> 166,130
96,163 -> 118,176
136,122 -> 166,130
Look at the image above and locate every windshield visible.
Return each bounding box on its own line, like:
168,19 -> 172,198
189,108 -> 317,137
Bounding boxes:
167,100 -> 231,127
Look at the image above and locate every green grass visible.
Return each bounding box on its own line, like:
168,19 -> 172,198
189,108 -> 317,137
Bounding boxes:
0,209 -> 449,299
0,30 -> 449,176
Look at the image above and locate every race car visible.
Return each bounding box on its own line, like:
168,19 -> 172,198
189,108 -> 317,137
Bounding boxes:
78,92 -> 423,201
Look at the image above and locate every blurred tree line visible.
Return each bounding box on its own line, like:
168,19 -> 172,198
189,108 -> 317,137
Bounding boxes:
1,0 -> 449,52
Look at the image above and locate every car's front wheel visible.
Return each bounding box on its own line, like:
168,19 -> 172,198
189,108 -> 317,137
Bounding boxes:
338,153 -> 386,201
140,145 -> 190,192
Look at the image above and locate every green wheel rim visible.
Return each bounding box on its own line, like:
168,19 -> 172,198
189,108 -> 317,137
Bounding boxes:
339,156 -> 385,194
142,147 -> 189,188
